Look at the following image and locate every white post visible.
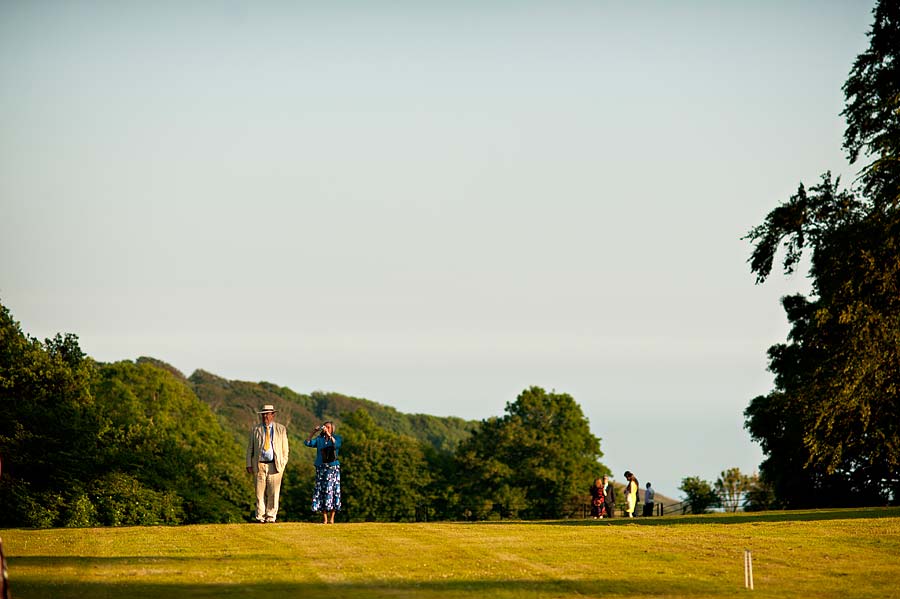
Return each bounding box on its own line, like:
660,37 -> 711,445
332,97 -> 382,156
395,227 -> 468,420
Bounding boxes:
748,550 -> 754,590
743,549 -> 749,589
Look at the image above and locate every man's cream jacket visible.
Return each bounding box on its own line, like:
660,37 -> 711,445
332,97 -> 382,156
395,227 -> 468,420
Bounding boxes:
246,422 -> 289,473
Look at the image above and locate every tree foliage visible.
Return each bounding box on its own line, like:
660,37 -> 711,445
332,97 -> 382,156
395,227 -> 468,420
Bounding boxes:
339,409 -> 432,521
744,0 -> 900,508
189,372 -> 476,456
91,360 -> 250,523
714,467 -> 751,513
0,303 -> 98,526
454,386 -> 607,520
741,472 -> 776,512
679,476 -> 720,515
841,0 -> 900,205
2,299 -> 612,525
0,301 -> 250,527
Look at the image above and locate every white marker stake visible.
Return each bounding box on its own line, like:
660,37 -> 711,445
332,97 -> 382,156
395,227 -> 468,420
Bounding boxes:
744,549 -> 749,589
747,551 -> 753,591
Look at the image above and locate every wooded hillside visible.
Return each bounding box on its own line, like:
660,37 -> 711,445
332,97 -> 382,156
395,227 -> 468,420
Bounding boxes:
1,301 -> 610,526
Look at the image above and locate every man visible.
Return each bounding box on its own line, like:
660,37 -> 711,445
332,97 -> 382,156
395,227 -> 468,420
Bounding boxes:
643,482 -> 656,517
602,475 -> 616,518
246,404 -> 289,523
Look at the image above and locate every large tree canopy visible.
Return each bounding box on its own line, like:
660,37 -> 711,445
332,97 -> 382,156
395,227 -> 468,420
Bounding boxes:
339,408 -> 432,522
454,386 -> 607,519
0,301 -> 250,526
841,0 -> 900,205
744,0 -> 900,507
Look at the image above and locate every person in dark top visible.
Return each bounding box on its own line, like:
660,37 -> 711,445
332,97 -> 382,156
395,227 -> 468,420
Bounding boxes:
602,475 -> 616,517
643,482 -> 656,517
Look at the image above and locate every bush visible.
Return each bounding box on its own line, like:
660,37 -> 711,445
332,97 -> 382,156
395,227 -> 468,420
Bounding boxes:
91,473 -> 183,526
61,491 -> 97,527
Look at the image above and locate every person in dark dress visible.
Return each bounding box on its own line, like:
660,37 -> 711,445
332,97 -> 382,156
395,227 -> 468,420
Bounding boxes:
589,478 -> 607,518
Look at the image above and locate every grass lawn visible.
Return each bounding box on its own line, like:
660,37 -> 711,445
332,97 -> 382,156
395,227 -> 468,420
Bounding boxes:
2,507 -> 899,599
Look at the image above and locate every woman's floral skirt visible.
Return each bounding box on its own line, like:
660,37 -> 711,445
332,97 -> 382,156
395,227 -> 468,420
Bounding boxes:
312,463 -> 342,512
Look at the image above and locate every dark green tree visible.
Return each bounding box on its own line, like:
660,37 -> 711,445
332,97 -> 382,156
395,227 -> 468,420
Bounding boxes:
841,0 -> 900,206
421,443 -> 466,521
742,472 -> 776,512
679,476 -> 720,515
0,302 -> 100,527
0,300 -> 253,527
454,386 -> 607,520
744,0 -> 900,507
91,360 -> 250,524
339,408 -> 432,521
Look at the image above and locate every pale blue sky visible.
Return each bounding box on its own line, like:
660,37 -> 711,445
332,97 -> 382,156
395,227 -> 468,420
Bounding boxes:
1,1 -> 874,499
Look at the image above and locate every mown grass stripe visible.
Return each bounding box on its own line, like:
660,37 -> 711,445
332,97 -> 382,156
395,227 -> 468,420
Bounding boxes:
2,507 -> 898,598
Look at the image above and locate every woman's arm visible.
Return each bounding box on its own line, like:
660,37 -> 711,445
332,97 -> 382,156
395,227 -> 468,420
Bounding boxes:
305,426 -> 322,445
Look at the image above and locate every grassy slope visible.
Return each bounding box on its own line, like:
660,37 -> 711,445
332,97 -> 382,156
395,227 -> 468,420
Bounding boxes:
3,508 -> 899,599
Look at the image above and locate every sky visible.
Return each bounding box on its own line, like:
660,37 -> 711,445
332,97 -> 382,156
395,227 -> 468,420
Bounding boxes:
0,1 -> 876,501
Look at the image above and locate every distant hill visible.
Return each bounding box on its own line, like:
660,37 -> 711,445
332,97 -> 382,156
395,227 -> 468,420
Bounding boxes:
178,364 -> 477,453
125,360 -> 676,513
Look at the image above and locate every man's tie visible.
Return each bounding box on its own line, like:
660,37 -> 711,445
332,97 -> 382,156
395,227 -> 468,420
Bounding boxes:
264,425 -> 271,452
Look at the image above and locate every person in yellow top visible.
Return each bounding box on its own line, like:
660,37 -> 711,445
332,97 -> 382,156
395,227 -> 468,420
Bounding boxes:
246,405 -> 290,523
623,470 -> 640,518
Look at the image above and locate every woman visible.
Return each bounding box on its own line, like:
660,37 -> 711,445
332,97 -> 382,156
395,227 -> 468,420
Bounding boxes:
589,477 -> 607,519
623,470 -> 640,518
305,421 -> 342,524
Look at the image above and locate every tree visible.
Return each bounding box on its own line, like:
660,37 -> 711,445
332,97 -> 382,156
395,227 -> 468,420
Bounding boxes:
714,467 -> 751,513
744,0 -> 900,507
841,0 -> 900,206
742,472 -> 775,512
339,408 -> 432,521
454,387 -> 608,520
679,476 -> 720,515
0,301 -> 99,527
0,300 -> 252,527
91,360 -> 250,524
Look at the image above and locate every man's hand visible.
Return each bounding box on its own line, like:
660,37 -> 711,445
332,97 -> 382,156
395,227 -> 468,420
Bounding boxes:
246,466 -> 253,474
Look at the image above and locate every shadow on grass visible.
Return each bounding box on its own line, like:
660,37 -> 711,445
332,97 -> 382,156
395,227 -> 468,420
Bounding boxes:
10,575 -> 724,599
477,506 -> 900,527
9,555 -> 269,566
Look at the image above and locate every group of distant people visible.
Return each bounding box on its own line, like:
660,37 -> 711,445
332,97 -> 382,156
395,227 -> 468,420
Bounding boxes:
245,403 -> 664,525
590,471 -> 655,518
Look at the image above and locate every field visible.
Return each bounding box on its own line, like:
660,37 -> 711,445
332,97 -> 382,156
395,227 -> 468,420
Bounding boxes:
2,508 -> 899,599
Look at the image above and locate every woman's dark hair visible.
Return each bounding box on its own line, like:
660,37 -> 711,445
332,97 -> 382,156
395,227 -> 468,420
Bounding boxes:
624,471 -> 640,500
